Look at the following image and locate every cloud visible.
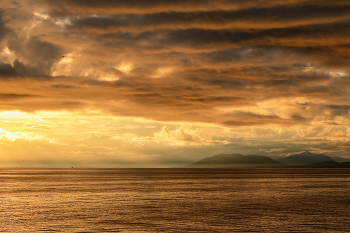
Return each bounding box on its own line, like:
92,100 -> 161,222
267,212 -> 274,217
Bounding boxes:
23,123 -> 51,130
0,128 -> 44,141
152,125 -> 204,145
0,11 -> 10,41
61,5 -> 350,34
39,0 -> 350,15
0,62 -> 19,77
1,0 -> 350,167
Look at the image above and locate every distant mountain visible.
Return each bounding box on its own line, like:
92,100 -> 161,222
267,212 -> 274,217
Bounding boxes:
277,151 -> 334,165
314,160 -> 339,165
187,153 -> 282,168
330,156 -> 350,163
186,151 -> 350,168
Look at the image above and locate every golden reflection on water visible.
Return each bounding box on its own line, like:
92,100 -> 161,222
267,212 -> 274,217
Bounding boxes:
1,169 -> 350,232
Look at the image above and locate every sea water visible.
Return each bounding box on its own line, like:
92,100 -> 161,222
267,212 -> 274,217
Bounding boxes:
1,168 -> 350,232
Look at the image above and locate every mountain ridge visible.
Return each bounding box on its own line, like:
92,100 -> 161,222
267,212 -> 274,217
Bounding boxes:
187,151 -> 350,168
187,153 -> 282,168
276,151 -> 335,165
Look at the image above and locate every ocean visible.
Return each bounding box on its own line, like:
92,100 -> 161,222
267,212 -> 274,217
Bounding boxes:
1,168 -> 350,232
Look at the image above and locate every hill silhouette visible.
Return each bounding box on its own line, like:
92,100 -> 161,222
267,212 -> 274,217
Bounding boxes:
277,151 -> 334,165
330,156 -> 350,163
187,153 -> 282,168
186,151 -> 350,168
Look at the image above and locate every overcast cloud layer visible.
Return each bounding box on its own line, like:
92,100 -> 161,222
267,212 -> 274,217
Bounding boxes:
1,0 -> 350,167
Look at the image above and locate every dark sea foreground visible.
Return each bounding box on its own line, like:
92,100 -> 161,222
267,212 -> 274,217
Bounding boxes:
1,169 -> 350,232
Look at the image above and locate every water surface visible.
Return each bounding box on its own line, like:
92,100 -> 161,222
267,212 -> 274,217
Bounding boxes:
1,168 -> 350,232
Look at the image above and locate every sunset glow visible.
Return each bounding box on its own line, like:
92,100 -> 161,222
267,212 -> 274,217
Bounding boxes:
1,0 -> 350,167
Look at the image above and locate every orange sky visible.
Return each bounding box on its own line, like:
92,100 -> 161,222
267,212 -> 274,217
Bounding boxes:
1,0 -> 350,167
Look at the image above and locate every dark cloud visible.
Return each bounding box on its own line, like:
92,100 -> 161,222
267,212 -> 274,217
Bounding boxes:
121,21 -> 350,50
0,93 -> 36,99
1,0 -> 350,129
51,84 -> 77,89
189,96 -> 244,103
0,11 -> 10,41
290,114 -> 308,122
325,105 -> 350,118
7,37 -> 64,76
0,60 -> 53,78
0,62 -> 18,77
41,0 -> 350,15
65,5 -> 350,33
12,59 -> 44,76
221,111 -> 293,127
61,101 -> 84,106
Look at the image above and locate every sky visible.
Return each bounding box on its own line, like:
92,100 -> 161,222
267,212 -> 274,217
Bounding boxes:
1,0 -> 350,167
